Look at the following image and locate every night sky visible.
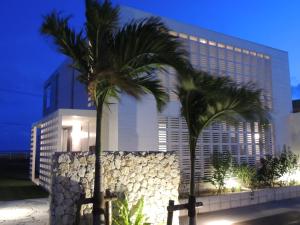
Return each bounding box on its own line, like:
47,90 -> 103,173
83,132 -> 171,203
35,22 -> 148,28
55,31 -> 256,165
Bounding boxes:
0,0 -> 299,151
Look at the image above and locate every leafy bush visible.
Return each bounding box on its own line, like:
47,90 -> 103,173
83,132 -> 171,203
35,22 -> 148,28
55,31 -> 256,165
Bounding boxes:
112,196 -> 149,225
257,154 -> 280,187
233,163 -> 257,190
257,149 -> 298,187
278,148 -> 299,177
209,151 -> 232,193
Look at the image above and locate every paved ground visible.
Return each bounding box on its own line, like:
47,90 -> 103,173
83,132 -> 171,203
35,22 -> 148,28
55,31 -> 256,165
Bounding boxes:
0,198 -> 48,225
180,197 -> 300,225
0,197 -> 300,225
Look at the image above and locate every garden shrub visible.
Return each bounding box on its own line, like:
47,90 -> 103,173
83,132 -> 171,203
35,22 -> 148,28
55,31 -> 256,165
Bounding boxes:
257,149 -> 298,187
233,163 -> 257,190
257,154 -> 281,187
209,151 -> 232,193
278,148 -> 298,176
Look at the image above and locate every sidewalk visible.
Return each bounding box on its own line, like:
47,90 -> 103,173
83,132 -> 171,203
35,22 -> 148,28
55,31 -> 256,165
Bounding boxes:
179,197 -> 300,225
0,198 -> 48,225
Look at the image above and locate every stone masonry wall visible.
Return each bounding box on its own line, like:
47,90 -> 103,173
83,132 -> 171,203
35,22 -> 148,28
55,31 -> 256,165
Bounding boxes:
50,151 -> 180,225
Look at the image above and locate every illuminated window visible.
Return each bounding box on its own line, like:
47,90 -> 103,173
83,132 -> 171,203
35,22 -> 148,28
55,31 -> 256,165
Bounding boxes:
234,47 -> 241,52
217,43 -> 225,48
199,38 -> 207,44
242,49 -> 249,54
226,45 -> 233,50
189,35 -> 198,41
250,51 -> 257,56
264,55 -> 270,59
168,31 -> 178,37
208,41 -> 217,46
257,53 -> 263,58
179,33 -> 188,39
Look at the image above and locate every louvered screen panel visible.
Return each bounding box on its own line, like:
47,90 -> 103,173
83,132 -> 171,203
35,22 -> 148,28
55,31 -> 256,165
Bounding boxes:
39,116 -> 59,191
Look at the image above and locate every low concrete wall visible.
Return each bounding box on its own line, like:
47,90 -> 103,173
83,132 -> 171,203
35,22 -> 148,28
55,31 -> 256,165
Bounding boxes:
50,151 -> 180,225
179,185 -> 300,216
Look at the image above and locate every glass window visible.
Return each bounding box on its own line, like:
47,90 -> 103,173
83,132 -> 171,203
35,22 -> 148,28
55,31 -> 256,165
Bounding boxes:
189,35 -> 198,41
226,45 -> 233,50
168,31 -> 177,37
179,33 -> 188,39
199,38 -> 207,44
217,43 -> 225,48
208,41 -> 217,46
234,47 -> 242,52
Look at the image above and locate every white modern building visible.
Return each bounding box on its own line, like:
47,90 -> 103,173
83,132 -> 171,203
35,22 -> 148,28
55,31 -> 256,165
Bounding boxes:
30,6 -> 292,191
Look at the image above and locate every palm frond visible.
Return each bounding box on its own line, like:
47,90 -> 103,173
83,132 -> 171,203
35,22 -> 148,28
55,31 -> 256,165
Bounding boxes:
178,70 -> 269,138
85,0 -> 119,68
112,17 -> 191,76
40,11 -> 89,75
130,75 -> 169,112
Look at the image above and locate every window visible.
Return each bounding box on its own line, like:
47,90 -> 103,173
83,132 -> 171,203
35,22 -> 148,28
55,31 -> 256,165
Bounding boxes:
208,41 -> 217,46
189,35 -> 198,41
226,45 -> 233,50
234,47 -> 242,52
45,84 -> 51,109
168,31 -> 178,37
217,43 -> 225,48
199,38 -> 207,44
179,33 -> 188,39
257,53 -> 264,58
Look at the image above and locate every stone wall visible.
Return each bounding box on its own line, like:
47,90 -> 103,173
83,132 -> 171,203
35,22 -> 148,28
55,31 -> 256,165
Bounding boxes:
50,151 -> 180,225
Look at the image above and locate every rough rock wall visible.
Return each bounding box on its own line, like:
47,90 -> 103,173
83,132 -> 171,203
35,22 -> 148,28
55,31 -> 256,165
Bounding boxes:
50,151 -> 180,225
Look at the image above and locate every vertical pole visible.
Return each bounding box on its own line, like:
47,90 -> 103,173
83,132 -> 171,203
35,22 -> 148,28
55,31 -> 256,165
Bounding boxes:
167,200 -> 174,225
188,195 -> 196,225
105,189 -> 112,225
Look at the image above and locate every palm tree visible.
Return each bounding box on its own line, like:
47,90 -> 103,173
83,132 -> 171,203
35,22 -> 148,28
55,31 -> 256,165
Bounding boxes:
40,1 -> 190,224
177,70 -> 269,225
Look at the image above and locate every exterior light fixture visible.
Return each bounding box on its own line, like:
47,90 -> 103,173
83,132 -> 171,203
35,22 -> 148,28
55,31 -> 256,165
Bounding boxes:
224,176 -> 240,190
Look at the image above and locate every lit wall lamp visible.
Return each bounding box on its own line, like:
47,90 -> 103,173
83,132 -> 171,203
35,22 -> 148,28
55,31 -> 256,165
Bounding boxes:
70,121 -> 88,151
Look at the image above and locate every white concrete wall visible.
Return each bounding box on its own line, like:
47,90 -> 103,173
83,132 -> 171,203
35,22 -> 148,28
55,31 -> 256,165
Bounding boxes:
136,95 -> 159,151
288,113 -> 300,154
118,95 -> 139,151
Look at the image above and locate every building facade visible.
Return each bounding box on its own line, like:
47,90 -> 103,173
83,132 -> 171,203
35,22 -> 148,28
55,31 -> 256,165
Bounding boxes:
30,6 -> 292,190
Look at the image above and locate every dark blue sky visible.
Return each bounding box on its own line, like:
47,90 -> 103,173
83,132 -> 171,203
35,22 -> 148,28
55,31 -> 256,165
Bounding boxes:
0,0 -> 299,151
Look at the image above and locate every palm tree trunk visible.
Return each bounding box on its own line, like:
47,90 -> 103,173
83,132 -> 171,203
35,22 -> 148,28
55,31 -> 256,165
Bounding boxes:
93,103 -> 105,225
188,136 -> 197,225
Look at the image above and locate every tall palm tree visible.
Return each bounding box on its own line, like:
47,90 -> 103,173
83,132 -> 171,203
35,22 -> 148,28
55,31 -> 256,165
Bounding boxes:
177,70 -> 269,225
40,1 -> 190,224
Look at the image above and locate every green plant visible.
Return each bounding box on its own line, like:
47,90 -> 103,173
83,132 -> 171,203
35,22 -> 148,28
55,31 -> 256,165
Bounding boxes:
112,196 -> 149,225
209,151 -> 232,193
257,149 -> 299,187
233,163 -> 257,190
40,1 -> 189,223
257,155 -> 281,187
278,147 -> 299,177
